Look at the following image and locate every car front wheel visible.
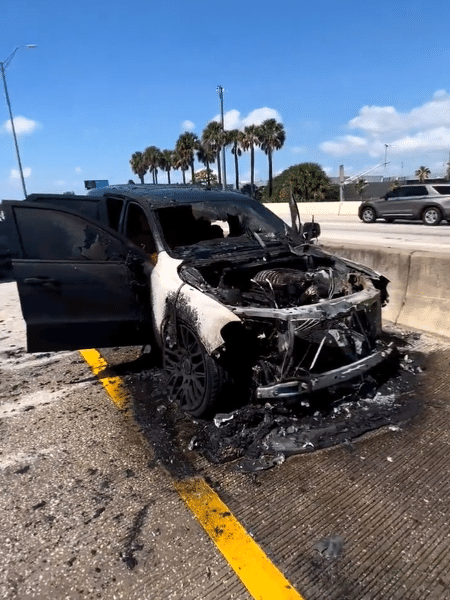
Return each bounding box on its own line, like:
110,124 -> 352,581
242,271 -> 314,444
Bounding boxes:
422,207 -> 442,226
361,207 -> 376,223
163,320 -> 224,417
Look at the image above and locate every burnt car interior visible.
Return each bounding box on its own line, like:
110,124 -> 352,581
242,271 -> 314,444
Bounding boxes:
155,202 -> 283,252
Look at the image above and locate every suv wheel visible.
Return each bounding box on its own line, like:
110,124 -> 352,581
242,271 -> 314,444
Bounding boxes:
361,207 -> 376,223
422,207 -> 442,226
163,320 -> 225,417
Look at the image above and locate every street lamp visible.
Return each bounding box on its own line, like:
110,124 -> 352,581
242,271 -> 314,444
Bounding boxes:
1,45 -> 37,198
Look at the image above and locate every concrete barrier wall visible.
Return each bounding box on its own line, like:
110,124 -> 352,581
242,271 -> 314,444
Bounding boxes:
266,201 -> 360,217
322,242 -> 450,339
263,202 -> 449,339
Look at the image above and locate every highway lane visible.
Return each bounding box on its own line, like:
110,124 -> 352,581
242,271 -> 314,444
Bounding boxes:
275,210 -> 450,252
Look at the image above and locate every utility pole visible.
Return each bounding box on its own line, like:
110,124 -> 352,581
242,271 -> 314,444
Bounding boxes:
216,85 -> 227,190
339,165 -> 345,200
384,144 -> 390,167
1,45 -> 36,199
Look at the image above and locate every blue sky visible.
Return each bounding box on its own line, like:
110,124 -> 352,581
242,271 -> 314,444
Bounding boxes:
1,0 -> 450,199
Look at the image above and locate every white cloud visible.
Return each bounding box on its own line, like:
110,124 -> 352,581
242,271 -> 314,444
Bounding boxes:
55,180 -> 66,186
10,167 -> 31,180
75,167 -> 82,174
242,107 -> 281,127
390,127 -> 450,153
348,93 -> 450,134
182,120 -> 195,131
321,91 -> 450,160
320,135 -> 370,156
211,107 -> 282,130
3,116 -> 41,135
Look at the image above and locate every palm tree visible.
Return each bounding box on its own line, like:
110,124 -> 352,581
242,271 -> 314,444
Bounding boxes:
241,124 -> 262,197
173,148 -> 190,184
354,177 -> 368,201
159,149 -> 174,184
144,146 -> 163,184
201,121 -> 224,186
258,119 -> 286,196
227,129 -> 243,190
176,132 -> 199,183
415,166 -> 431,183
129,151 -> 147,184
197,143 -> 216,187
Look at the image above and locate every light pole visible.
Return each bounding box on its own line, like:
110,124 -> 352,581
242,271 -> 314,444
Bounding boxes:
216,85 -> 227,190
1,45 -> 36,198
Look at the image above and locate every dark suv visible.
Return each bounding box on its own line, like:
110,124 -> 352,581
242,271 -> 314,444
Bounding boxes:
1,184 -> 391,417
359,184 -> 450,225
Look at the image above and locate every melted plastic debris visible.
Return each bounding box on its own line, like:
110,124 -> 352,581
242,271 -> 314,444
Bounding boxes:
315,535 -> 344,559
190,335 -> 424,472
214,412 -> 236,428
235,453 -> 285,473
124,330 -> 425,475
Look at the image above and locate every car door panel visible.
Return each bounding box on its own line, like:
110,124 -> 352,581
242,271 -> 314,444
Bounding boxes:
4,202 -> 150,352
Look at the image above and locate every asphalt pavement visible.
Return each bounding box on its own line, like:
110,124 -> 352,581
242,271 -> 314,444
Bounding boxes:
1,281 -> 450,599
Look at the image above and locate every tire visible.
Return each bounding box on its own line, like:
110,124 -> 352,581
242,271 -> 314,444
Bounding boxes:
361,207 -> 376,223
163,320 -> 223,417
422,207 -> 442,226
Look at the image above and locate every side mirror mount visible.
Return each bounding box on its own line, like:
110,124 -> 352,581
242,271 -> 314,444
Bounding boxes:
302,221 -> 321,241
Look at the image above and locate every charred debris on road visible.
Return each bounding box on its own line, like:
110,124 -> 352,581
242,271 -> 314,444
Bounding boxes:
116,328 -> 424,475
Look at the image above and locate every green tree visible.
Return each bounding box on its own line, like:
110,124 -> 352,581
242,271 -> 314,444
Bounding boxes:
227,129 -> 244,190
201,121 -> 224,186
241,124 -> 262,196
263,163 -> 331,203
129,151 -> 147,184
176,132 -> 199,183
194,168 -> 218,186
144,146 -> 163,184
354,178 -> 368,200
159,149 -> 174,184
415,165 -> 431,183
196,142 -> 216,186
258,119 -> 286,197
173,148 -> 190,184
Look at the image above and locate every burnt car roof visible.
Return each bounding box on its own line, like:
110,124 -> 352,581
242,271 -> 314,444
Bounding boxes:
19,185 -> 264,212
86,184 -> 251,207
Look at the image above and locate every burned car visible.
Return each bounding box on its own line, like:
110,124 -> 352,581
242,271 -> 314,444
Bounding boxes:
2,185 -> 390,417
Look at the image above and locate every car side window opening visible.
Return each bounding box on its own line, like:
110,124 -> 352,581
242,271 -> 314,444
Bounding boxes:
433,185 -> 450,195
124,203 -> 157,256
105,197 -> 124,230
13,206 -> 124,261
399,186 -> 428,197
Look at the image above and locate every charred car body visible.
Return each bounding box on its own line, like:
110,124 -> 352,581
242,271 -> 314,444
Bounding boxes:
1,185 -> 390,416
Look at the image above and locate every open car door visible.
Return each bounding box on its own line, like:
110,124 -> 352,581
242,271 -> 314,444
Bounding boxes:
4,202 -> 150,352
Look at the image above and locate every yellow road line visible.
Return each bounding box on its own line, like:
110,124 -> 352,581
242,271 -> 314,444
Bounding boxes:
79,349 -> 130,410
175,478 -> 305,600
80,348 -> 305,600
